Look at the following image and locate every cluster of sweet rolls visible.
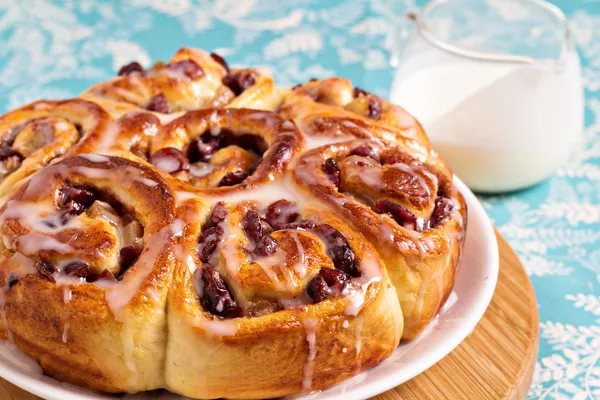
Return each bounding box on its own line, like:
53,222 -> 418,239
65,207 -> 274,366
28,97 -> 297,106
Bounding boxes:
0,48 -> 466,399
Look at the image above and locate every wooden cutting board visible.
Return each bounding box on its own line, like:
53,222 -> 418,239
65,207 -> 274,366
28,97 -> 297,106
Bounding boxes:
0,229 -> 539,400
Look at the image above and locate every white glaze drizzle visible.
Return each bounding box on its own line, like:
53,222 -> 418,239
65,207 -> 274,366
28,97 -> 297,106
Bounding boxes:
302,317 -> 319,391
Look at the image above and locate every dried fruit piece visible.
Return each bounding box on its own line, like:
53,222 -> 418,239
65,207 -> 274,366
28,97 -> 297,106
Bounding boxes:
349,144 -> 380,163
254,235 -> 279,257
36,258 -> 57,280
367,98 -> 382,119
306,268 -> 349,303
118,61 -> 145,76
119,245 -> 140,270
192,132 -> 224,162
311,224 -> 359,277
196,265 -> 239,317
59,187 -> 96,216
210,52 -> 230,73
374,200 -> 424,231
166,59 -> 204,80
222,70 -> 257,96
322,158 -> 341,187
197,226 -> 223,263
264,200 -> 299,230
242,210 -> 265,243
63,261 -> 91,279
145,93 -> 170,113
429,196 -> 454,228
218,170 -> 247,187
204,202 -> 228,230
150,147 -> 190,174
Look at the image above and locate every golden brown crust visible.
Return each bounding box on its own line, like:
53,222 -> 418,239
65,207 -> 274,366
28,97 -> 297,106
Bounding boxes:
165,205 -> 402,399
0,47 -> 467,398
0,155 -> 178,393
293,140 -> 467,339
81,48 -> 282,118
0,99 -> 112,200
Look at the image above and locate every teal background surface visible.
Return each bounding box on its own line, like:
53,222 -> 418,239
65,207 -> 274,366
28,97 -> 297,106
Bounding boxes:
0,1 -> 599,398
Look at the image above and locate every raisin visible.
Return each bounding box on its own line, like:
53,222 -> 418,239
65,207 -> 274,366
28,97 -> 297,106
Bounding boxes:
35,258 -> 57,280
204,202 -> 228,230
218,170 -> 247,187
197,226 -> 223,263
145,93 -> 170,113
150,147 -> 190,174
119,245 -> 140,270
63,261 -> 91,279
222,71 -> 256,96
349,144 -> 380,163
367,98 -> 382,119
7,274 -> 18,288
254,235 -> 279,257
353,87 -> 368,98
322,158 -> 341,187
264,200 -> 299,230
118,61 -> 145,76
374,200 -> 423,231
311,224 -> 359,277
429,196 -> 454,228
242,210 -> 272,242
306,268 -> 349,303
167,59 -> 204,80
210,52 -> 230,73
196,265 -> 239,317
59,187 -> 96,216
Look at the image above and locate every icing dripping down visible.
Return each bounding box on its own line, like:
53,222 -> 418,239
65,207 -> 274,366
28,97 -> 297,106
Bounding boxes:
302,317 -> 319,391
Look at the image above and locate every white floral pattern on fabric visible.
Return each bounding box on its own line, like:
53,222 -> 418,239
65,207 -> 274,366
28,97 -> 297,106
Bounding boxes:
0,0 -> 598,398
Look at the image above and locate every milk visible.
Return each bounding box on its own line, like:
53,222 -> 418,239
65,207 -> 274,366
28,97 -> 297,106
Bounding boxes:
390,50 -> 584,192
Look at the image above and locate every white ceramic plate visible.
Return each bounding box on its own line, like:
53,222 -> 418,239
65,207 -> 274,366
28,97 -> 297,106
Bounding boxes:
0,177 -> 499,400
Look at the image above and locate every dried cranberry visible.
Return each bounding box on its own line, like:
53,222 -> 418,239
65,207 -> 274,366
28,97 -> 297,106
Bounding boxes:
93,269 -> 118,282
150,147 -> 190,174
242,210 -> 272,243
210,52 -> 230,73
36,258 -> 57,280
429,197 -> 454,228
311,224 -> 359,277
367,98 -> 382,119
119,245 -> 140,270
249,157 -> 262,175
197,226 -> 223,263
322,158 -> 341,187
265,200 -> 299,230
167,59 -> 204,80
204,202 -> 228,230
374,200 -> 423,231
197,265 -> 239,317
7,274 -> 18,288
353,87 -> 368,98
350,144 -> 380,163
254,235 -> 279,257
222,71 -> 256,96
218,170 -> 247,187
146,93 -> 170,113
118,61 -> 145,76
59,187 -> 96,216
63,261 -> 91,279
0,146 -> 19,161
306,268 -> 349,303
191,132 -> 223,162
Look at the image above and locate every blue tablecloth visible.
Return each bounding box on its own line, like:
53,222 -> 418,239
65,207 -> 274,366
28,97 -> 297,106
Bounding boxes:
0,1 -> 598,398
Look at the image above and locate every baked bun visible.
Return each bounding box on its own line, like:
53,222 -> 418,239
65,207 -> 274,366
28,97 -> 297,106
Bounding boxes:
0,47 -> 466,398
82,48 -> 281,119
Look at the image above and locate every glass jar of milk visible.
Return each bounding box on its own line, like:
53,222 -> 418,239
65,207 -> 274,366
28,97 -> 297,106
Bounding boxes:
387,0 -> 584,193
